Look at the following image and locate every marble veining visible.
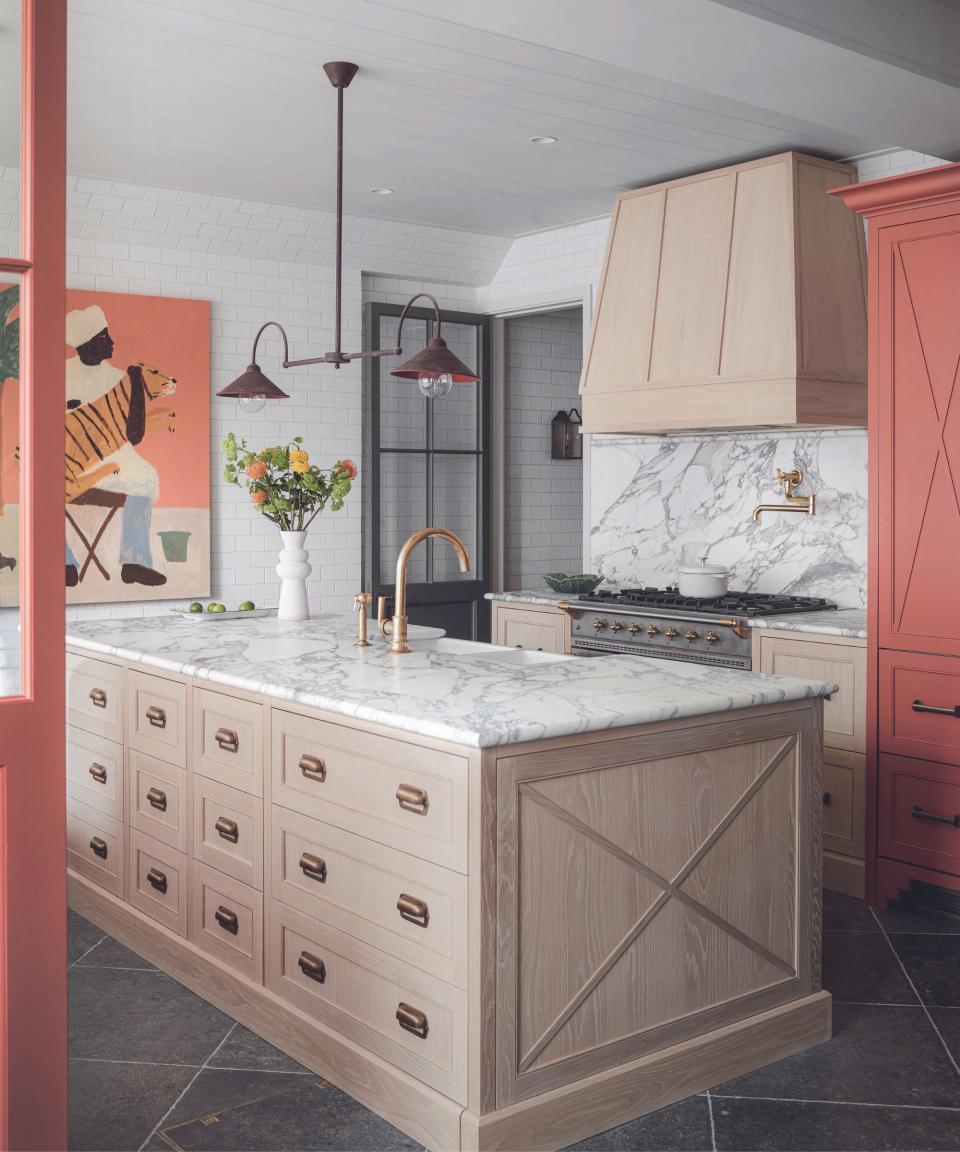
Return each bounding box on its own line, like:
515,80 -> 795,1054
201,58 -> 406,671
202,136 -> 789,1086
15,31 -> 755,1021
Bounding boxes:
590,429 -> 866,608
485,590 -> 568,607
749,609 -> 867,640
66,614 -> 836,749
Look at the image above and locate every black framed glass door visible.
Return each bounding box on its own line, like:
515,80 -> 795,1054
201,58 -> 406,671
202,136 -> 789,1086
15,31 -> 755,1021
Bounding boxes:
364,302 -> 491,640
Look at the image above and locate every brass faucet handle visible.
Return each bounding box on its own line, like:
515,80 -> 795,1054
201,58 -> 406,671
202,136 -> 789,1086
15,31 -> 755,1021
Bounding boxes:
377,595 -> 394,636
354,591 -> 372,611
775,467 -> 802,488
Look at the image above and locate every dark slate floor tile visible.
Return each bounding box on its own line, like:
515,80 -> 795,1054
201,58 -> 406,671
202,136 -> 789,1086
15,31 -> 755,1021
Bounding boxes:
68,1057 -> 195,1152
712,1096 -> 960,1151
160,1067 -> 316,1129
822,890 -> 878,932
206,1023 -> 308,1073
74,934 -> 158,971
562,1095 -> 713,1150
890,934 -> 960,1006
822,930 -> 919,1004
715,1003 -> 960,1108
162,1077 -> 421,1151
876,902 -> 960,935
927,1007 -> 960,1064
69,967 -> 233,1065
67,909 -> 105,965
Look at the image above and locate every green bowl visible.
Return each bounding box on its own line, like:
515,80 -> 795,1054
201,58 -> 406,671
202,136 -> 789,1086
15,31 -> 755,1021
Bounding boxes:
543,572 -> 603,595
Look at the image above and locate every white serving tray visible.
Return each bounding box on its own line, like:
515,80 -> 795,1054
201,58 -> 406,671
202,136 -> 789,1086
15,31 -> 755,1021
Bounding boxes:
171,607 -> 278,622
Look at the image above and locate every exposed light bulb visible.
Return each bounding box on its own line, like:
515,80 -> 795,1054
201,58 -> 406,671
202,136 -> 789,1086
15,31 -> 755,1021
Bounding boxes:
237,393 -> 267,415
417,372 -> 453,399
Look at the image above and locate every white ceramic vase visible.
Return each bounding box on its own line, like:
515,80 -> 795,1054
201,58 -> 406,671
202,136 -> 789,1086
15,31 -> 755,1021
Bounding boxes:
276,530 -> 312,621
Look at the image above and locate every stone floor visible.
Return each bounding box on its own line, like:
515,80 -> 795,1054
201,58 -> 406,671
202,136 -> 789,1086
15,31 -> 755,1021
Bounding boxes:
68,890 -> 960,1151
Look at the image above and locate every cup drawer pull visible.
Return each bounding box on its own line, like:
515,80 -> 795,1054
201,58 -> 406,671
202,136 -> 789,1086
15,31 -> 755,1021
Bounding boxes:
89,837 -> 108,860
214,906 -> 239,935
396,1002 -> 429,1039
299,853 -> 327,883
147,867 -> 168,894
88,762 -> 108,785
89,688 -> 107,709
214,816 -> 239,844
146,787 -> 167,812
215,727 -> 239,753
912,698 -> 960,718
397,893 -> 430,927
396,784 -> 429,815
145,705 -> 167,729
299,754 -> 326,782
911,804 -> 960,828
298,951 -> 326,984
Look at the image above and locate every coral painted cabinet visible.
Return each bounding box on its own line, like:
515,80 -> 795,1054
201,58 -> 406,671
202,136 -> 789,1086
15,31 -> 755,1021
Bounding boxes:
835,164 -> 960,907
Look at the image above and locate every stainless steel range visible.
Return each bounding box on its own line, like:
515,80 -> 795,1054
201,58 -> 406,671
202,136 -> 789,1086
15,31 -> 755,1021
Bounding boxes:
564,588 -> 837,669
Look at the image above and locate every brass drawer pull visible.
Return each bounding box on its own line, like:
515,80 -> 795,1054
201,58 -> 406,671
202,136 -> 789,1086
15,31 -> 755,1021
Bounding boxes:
89,688 -> 107,709
397,893 -> 429,928
299,754 -> 326,782
215,816 -> 239,844
911,804 -> 960,829
89,837 -> 108,860
145,705 -> 167,729
146,787 -> 167,812
396,1002 -> 429,1039
88,762 -> 108,785
396,783 -> 429,815
912,698 -> 960,719
298,951 -> 326,984
822,791 -> 832,807
215,906 -> 239,935
299,853 -> 327,883
147,867 -> 167,894
215,727 -> 239,753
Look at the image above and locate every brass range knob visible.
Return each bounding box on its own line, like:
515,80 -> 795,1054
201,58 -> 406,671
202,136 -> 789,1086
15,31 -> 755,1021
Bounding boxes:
665,627 -> 679,640
685,629 -> 699,642
628,623 -> 642,635
705,631 -> 720,645
610,621 -> 623,633
592,618 -> 607,631
646,625 -> 659,637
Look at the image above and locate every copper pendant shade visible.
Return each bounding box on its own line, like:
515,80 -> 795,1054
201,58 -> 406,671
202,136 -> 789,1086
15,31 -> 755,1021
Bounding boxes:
217,362 -> 289,401
389,337 -> 479,382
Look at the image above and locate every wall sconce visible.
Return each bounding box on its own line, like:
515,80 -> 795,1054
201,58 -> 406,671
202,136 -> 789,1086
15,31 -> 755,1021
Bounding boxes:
551,408 -> 583,460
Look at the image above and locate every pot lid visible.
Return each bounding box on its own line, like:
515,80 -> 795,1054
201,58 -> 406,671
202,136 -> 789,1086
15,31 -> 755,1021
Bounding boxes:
678,562 -> 731,576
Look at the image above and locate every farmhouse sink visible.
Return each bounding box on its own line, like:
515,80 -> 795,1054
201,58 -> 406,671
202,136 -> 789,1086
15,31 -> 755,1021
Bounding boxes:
404,636 -> 572,664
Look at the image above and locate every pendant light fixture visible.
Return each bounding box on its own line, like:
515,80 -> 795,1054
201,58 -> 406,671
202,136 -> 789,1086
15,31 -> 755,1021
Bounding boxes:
218,62 -> 480,407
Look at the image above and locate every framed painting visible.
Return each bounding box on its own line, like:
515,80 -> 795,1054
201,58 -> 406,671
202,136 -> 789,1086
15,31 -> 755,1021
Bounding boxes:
0,285 -> 211,604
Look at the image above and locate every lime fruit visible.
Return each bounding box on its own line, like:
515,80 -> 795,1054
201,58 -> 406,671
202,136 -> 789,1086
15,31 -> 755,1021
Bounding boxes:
238,601 -> 255,612
207,602 -> 226,613
188,602 -> 203,614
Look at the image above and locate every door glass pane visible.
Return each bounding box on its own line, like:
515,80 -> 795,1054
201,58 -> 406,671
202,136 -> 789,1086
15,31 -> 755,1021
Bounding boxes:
0,272 -> 22,694
430,454 -> 477,581
433,322 -> 479,451
379,314 -> 426,450
0,0 -> 20,259
379,453 -> 426,584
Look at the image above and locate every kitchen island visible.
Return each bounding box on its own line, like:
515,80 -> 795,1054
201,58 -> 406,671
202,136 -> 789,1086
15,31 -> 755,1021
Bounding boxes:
66,614 -> 834,1151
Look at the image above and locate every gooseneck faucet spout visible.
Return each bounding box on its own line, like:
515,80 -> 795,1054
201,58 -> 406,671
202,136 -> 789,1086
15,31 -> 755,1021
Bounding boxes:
377,528 -> 471,653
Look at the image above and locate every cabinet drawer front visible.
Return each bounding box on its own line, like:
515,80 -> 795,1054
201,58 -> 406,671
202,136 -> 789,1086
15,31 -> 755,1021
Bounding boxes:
496,608 -> 566,654
271,807 -> 467,988
271,710 -> 468,873
758,635 -> 865,752
880,651 -> 960,766
266,903 -> 467,1102
67,652 -> 124,742
193,688 -> 263,796
879,754 -> 960,876
190,861 -> 263,983
129,750 -> 188,853
822,749 -> 865,858
194,776 -> 263,890
129,670 -> 187,768
66,799 -> 124,898
129,830 -> 188,936
66,726 -> 123,822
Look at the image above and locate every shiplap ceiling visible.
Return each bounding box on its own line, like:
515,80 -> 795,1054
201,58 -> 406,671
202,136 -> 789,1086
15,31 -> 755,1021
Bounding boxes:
6,0 -> 960,235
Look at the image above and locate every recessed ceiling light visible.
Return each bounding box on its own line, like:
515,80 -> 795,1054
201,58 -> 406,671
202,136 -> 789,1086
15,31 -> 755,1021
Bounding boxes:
529,135 -> 558,145
369,186 -> 393,195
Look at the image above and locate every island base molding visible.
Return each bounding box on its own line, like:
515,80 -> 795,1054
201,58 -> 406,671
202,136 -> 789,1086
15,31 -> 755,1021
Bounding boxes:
69,872 -> 831,1152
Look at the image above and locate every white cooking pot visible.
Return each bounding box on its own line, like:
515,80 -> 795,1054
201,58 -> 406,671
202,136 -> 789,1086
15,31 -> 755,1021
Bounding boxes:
677,561 -> 731,599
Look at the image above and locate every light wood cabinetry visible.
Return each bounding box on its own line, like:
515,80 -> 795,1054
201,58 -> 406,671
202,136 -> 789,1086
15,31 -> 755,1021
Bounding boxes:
67,645 -> 828,1151
580,152 -> 867,434
754,629 -> 867,896
490,600 -> 571,654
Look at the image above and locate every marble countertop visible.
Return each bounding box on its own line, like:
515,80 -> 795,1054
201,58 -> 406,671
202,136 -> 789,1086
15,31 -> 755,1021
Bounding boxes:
748,609 -> 867,640
485,589 -> 569,607
66,613 -> 837,749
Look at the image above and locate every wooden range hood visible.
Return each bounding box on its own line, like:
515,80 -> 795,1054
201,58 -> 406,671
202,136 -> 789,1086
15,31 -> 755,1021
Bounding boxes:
579,152 -> 867,434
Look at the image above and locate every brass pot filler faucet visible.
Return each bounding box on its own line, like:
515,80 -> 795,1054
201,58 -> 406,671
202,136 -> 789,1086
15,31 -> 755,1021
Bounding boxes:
753,468 -> 816,523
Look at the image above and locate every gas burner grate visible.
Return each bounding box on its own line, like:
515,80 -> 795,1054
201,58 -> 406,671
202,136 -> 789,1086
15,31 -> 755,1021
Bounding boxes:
580,587 -> 837,616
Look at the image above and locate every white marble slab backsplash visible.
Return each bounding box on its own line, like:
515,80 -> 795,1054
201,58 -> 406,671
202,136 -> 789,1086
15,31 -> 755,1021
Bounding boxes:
589,430 -> 867,608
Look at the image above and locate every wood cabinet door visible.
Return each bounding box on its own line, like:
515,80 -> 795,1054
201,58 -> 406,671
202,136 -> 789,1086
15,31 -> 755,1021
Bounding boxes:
878,212 -> 960,657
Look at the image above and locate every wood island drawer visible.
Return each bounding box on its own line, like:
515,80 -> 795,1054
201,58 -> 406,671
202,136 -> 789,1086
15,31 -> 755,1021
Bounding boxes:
66,798 -> 124,898
193,776 -> 263,890
190,861 -> 263,983
879,753 -> 960,877
271,807 -> 468,988
880,650 -> 960,767
266,902 -> 467,1102
193,688 -> 263,796
822,749 -> 866,859
129,750 -> 188,853
128,670 -> 187,768
271,710 -> 468,873
66,726 -> 123,822
495,606 -> 568,654
66,652 -> 124,742
129,830 -> 188,937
